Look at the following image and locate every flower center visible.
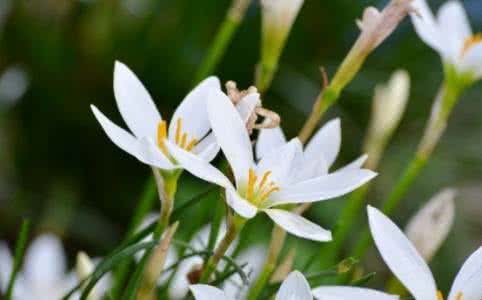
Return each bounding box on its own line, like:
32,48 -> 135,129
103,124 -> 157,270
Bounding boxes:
437,291 -> 463,300
246,168 -> 280,205
157,118 -> 198,156
460,34 -> 482,58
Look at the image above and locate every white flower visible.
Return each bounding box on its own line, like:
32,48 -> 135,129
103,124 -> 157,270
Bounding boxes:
166,90 -> 377,242
256,118 -> 369,183
261,0 -> 304,43
410,0 -> 482,80
0,234 -> 109,300
405,188 -> 456,261
91,61 -> 223,170
191,270 -> 312,300
368,205 -> 482,300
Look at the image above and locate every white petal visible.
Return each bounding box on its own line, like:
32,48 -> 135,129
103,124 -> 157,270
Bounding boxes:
189,284 -> 229,300
236,93 -> 261,123
113,61 -> 161,139
170,256 -> 204,299
257,138 -> 302,185
436,0 -> 472,62
410,0 -> 446,57
448,246 -> 482,300
312,286 -> 399,300
168,76 -> 220,141
367,206 -> 438,300
208,89 -> 254,186
304,118 -> 341,169
193,133 -> 220,162
165,140 -> 232,188
461,43 -> 482,78
24,234 -> 67,287
294,156 -> 329,182
0,242 -> 13,292
264,209 -> 332,242
226,189 -> 258,219
269,169 -> 377,206
92,105 -> 174,169
255,126 -> 286,160
332,154 -> 368,174
276,271 -> 312,300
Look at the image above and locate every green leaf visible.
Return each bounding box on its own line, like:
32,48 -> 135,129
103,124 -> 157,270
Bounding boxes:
5,219 -> 31,300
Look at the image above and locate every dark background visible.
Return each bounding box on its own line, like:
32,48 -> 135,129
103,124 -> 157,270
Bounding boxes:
1,0 -> 481,291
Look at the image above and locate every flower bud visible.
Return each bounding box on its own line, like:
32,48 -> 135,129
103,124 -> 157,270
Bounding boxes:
364,70 -> 410,169
258,0 -> 304,92
405,188 -> 456,261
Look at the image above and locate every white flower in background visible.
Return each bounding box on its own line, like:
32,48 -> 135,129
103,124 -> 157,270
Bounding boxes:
223,245 -> 266,299
0,66 -> 29,108
256,118 -> 369,183
0,234 -> 108,300
368,205 -> 482,300
167,90 -> 376,242
261,0 -> 304,49
405,188 -> 456,261
191,270 -> 313,300
410,0 -> 482,80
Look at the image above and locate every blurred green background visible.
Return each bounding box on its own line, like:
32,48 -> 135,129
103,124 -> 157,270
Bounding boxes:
1,0 -> 482,292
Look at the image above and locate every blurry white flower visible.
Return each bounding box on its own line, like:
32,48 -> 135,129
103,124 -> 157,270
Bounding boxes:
76,252 -> 108,300
368,205 -> 482,300
256,118 -> 369,183
191,270 -> 313,300
410,0 -> 482,80
405,188 -> 456,261
223,245 -> 266,299
0,234 -> 106,300
91,61 -> 222,170
0,66 -> 29,108
168,90 -> 376,242
0,0 -> 12,30
167,222 -> 237,300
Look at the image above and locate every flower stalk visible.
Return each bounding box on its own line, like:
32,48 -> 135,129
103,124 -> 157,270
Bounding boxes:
194,0 -> 252,83
298,0 -> 412,143
199,214 -> 245,284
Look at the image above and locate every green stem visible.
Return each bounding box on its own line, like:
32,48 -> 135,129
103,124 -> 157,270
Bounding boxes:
246,225 -> 287,300
193,0 -> 251,84
6,219 -> 30,300
199,215 -> 245,283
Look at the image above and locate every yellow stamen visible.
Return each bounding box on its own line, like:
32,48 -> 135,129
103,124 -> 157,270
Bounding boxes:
157,121 -> 168,156
258,171 -> 272,190
180,133 -> 188,148
175,118 -> 182,144
461,34 -> 482,57
456,292 -> 463,300
437,291 -> 444,300
247,168 -> 257,200
259,186 -> 280,203
186,138 -> 198,151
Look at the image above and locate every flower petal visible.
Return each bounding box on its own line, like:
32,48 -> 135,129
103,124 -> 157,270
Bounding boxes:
208,89 -> 254,186
193,133 -> 220,162
189,284 -> 229,300
264,209 -> 332,242
0,242 -> 13,292
367,206 -> 438,300
257,138 -> 302,185
236,93 -> 261,123
448,246 -> 482,300
269,169 -> 377,206
275,271 -> 312,300
312,286 -> 399,300
165,140 -> 232,189
255,126 -> 286,160
410,0 -> 446,58
113,61 -> 161,139
332,154 -> 368,174
304,118 -> 341,169
226,189 -> 258,219
436,0 -> 472,62
24,234 -> 67,287
461,42 -> 482,78
295,156 -> 329,182
168,76 -> 220,142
